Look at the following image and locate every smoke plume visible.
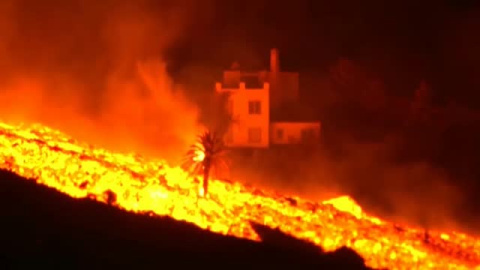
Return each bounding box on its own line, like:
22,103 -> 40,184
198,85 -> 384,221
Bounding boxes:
229,135 -> 473,234
0,0 -> 204,163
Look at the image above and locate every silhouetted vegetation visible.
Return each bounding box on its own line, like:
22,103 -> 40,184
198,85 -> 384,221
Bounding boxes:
183,131 -> 228,196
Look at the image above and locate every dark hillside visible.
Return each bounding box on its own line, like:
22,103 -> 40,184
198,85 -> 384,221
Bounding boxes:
0,170 -> 371,270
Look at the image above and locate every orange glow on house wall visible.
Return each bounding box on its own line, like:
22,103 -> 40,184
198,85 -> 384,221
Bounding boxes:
216,82 -> 270,148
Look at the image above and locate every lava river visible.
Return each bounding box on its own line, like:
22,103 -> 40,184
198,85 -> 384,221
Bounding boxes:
0,122 -> 479,270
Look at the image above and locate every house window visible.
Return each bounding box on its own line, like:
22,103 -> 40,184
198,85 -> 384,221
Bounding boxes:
248,100 -> 261,114
248,127 -> 262,143
276,129 -> 284,140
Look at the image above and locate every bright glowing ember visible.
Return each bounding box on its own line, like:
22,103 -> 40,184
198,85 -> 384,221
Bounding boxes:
0,122 -> 479,270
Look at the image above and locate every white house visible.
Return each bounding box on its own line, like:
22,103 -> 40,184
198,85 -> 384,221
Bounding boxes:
215,48 -> 321,148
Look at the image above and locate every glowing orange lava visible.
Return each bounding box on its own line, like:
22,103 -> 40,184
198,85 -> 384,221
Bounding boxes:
0,122 -> 479,270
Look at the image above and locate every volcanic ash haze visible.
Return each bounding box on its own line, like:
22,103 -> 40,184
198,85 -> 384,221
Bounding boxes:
0,0 -> 204,163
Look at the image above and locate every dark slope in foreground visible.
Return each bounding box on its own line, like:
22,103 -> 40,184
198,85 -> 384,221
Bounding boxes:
0,170 -> 372,269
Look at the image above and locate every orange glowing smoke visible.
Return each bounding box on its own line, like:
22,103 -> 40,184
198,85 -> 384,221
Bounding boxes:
0,60 -> 203,164
0,122 -> 479,270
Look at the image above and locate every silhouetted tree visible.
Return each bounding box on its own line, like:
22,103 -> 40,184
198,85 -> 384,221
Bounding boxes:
328,58 -> 387,111
326,58 -> 391,140
197,91 -> 237,143
329,58 -> 367,103
363,79 -> 387,111
183,131 -> 228,197
410,79 -> 432,122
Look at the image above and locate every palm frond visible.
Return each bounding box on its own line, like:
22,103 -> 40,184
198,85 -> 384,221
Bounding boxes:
182,130 -> 230,196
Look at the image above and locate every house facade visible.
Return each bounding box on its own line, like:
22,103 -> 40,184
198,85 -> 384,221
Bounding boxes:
215,48 -> 321,148
215,81 -> 270,147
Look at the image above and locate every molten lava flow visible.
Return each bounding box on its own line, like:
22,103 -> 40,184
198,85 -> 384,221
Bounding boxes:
0,122 -> 479,270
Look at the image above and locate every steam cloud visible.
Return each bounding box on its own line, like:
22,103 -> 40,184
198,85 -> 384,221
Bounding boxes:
0,0 -> 204,163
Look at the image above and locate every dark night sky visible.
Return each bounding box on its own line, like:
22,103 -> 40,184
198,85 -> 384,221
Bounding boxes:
1,0 -> 480,106
167,0 -> 480,106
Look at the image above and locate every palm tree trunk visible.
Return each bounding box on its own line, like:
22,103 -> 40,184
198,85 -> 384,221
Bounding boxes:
202,159 -> 211,196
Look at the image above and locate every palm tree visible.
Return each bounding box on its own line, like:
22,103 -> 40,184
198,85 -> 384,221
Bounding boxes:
183,131 -> 228,197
